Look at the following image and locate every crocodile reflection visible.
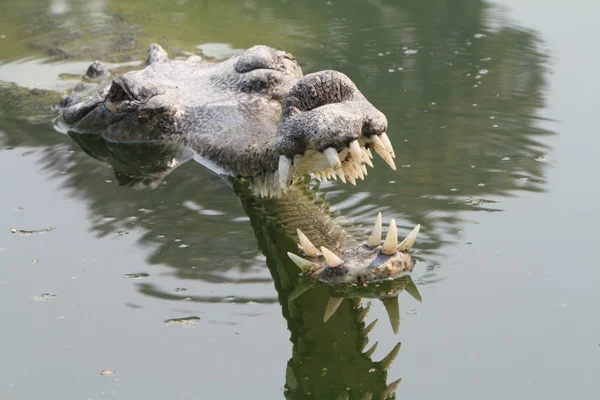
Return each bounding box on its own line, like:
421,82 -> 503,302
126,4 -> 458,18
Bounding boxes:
67,132 -> 417,398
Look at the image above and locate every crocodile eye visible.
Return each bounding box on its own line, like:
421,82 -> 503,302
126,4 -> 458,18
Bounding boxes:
105,81 -> 131,111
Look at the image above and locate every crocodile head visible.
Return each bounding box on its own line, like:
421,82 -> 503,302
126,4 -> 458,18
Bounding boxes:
57,44 -> 397,197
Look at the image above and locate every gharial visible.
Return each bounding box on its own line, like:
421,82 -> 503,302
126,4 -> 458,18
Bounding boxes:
57,43 -> 422,287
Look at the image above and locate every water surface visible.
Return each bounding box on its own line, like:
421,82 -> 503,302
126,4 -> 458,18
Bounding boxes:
1,0 -> 598,399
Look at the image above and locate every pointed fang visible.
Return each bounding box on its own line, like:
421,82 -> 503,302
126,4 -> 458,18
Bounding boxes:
349,140 -> 363,161
287,252 -> 318,274
366,212 -> 382,247
324,297 -> 344,322
405,277 -> 422,303
357,302 -> 372,322
320,246 -> 343,267
382,378 -> 402,399
288,279 -> 315,301
379,132 -> 395,158
362,148 -> 374,167
364,341 -> 379,358
297,229 -> 320,257
278,155 -> 291,189
364,319 -> 378,336
382,297 -> 400,334
378,342 -> 401,370
381,219 -> 398,255
323,147 -> 341,170
398,224 -> 420,252
371,135 -> 396,171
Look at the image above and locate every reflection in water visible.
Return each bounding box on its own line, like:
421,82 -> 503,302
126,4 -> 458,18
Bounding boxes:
0,0 -> 553,397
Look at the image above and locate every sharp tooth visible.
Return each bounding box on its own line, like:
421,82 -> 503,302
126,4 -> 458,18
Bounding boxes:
371,136 -> 397,171
381,219 -> 398,255
297,229 -> 320,257
357,302 -> 372,321
362,148 -> 374,167
378,149 -> 397,171
382,297 -> 400,334
320,246 -> 343,267
371,134 -> 385,150
364,319 -> 378,336
335,167 -> 347,183
288,279 -> 315,301
349,140 -> 363,161
361,164 -> 368,176
287,252 -> 319,274
278,155 -> 291,189
323,147 -> 341,169
398,224 -> 420,252
382,378 -> 402,399
404,277 -> 422,303
366,148 -> 373,159
355,162 -> 365,180
364,341 -> 379,358
342,163 -> 356,185
379,132 -> 395,158
379,342 -> 401,371
366,212 -> 382,247
323,297 -> 344,322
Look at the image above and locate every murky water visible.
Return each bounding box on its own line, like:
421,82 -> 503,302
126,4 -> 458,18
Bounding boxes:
1,0 -> 599,399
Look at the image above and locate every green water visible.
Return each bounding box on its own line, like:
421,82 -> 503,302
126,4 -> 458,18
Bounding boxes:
0,0 -> 598,399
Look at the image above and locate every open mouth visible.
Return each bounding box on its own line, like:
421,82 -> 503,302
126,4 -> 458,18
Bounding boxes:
247,132 -> 396,198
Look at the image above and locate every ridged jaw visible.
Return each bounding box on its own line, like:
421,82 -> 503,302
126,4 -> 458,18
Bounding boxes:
288,213 -> 420,284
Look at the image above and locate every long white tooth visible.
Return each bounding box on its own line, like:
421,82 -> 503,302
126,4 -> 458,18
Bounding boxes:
371,134 -> 385,151
323,147 -> 341,169
349,161 -> 363,180
362,148 -> 374,167
349,140 -> 363,161
320,246 -> 343,267
371,135 -> 397,171
342,163 -> 356,185
335,167 -> 347,183
361,164 -> 368,176
381,219 -> 398,255
366,148 -> 373,159
324,297 -> 344,322
376,148 -> 397,171
287,252 -> 319,274
398,224 -> 420,252
278,155 -> 291,189
366,212 -> 382,246
379,132 -> 395,158
297,229 -> 320,257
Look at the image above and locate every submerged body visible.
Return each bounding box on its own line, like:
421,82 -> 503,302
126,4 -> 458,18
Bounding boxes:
57,44 -> 420,286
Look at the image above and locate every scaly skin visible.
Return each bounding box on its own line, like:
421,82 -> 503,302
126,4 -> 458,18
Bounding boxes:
57,44 -> 397,197
233,180 -> 423,399
56,44 -> 421,285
